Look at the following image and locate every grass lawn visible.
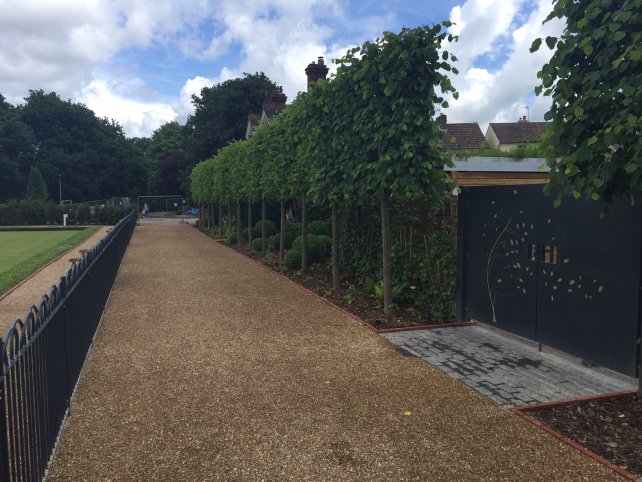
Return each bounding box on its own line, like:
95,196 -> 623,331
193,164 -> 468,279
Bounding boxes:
0,227 -> 100,295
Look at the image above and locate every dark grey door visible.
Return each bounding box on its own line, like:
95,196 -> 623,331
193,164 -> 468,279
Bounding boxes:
460,185 -> 641,377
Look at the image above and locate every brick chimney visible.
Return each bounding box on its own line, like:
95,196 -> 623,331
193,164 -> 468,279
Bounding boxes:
518,115 -> 528,123
305,56 -> 329,92
438,113 -> 447,129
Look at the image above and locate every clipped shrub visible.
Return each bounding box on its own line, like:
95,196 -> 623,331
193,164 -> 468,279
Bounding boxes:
292,234 -> 332,264
0,202 -> 16,225
251,237 -> 265,251
271,231 -> 294,251
285,220 -> 301,239
227,230 -> 238,244
241,227 -> 249,241
15,200 -> 47,225
307,219 -> 331,236
254,219 -> 277,237
283,248 -> 302,270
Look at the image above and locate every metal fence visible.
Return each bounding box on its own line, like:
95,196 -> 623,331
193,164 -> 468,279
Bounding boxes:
0,209 -> 137,481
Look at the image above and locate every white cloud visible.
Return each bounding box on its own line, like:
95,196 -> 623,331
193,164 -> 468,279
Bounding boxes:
443,0 -> 564,131
76,78 -> 177,137
0,0 -> 565,138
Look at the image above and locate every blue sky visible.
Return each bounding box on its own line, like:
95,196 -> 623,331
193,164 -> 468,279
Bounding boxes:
0,0 -> 563,138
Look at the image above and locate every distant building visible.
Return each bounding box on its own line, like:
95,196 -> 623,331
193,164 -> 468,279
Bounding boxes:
245,57 -> 329,139
485,117 -> 550,151
438,114 -> 486,151
245,89 -> 287,139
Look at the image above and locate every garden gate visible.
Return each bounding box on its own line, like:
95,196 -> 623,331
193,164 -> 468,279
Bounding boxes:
458,184 -> 641,377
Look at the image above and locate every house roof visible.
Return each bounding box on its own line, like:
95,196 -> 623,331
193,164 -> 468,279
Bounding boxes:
262,103 -> 285,119
488,121 -> 550,145
441,123 -> 486,150
247,112 -> 260,127
444,157 -> 550,173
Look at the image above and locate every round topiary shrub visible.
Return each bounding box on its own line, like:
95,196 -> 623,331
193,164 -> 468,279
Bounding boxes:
251,237 -> 265,251
283,248 -> 302,270
241,227 -> 249,241
292,234 -> 332,264
254,219 -> 277,237
271,232 -> 294,251
307,219 -> 331,236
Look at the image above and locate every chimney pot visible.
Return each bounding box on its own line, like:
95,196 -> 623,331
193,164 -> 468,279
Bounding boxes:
318,56 -> 324,65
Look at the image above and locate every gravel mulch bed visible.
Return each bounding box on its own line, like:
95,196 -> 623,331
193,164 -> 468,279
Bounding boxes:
46,224 -> 622,480
527,393 -> 642,478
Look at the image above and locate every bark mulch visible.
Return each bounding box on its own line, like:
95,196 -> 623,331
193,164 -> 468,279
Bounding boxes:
526,393 -> 642,479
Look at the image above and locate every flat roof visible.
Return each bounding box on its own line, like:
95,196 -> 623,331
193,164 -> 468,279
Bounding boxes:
444,157 -> 550,173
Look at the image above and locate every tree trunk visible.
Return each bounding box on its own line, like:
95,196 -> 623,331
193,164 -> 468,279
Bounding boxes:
247,201 -> 253,249
237,201 -> 242,245
381,190 -> 392,314
227,203 -> 231,233
199,203 -> 203,229
301,194 -> 308,273
261,196 -> 267,254
331,202 -> 340,290
279,198 -> 285,264
218,203 -> 223,237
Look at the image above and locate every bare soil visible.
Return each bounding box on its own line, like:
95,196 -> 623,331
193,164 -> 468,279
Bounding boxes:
528,393 -> 642,478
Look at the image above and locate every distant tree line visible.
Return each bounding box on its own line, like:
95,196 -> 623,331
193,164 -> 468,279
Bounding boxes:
0,72 -> 276,204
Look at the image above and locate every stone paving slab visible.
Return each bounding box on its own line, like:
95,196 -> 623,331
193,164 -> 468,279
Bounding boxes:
382,325 -> 636,408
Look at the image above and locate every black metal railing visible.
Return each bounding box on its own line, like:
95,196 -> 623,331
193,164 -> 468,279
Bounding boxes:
0,210 -> 137,481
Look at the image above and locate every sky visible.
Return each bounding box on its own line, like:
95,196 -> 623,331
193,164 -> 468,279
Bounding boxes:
0,0 -> 564,138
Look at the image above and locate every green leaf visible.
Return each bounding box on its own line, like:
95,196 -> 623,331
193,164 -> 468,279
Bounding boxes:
545,36 -> 557,49
530,38 -> 542,53
613,31 -> 626,42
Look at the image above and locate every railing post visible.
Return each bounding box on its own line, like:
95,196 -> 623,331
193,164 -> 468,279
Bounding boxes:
0,342 -> 11,482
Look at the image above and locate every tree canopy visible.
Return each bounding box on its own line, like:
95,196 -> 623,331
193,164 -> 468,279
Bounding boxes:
185,73 -> 278,162
190,23 -> 457,313
531,0 -> 642,206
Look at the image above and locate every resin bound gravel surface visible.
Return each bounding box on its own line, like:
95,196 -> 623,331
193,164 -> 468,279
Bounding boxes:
46,224 -> 623,481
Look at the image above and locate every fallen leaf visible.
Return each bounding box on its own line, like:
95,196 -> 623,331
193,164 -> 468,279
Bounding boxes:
404,411 -> 412,416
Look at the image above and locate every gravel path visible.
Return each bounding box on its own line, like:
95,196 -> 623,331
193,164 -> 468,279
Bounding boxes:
0,226 -> 110,333
46,223 -> 622,481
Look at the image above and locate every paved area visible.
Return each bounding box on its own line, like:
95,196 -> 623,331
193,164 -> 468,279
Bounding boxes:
46,223 -> 622,480
383,326 -> 636,408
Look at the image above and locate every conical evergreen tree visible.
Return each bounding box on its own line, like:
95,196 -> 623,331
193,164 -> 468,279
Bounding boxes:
26,165 -> 48,201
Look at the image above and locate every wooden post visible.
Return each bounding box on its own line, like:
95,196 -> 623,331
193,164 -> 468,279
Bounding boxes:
301,194 -> 308,273
279,199 -> 285,264
381,190 -> 392,314
247,201 -> 253,249
262,197 -> 267,254
237,201 -> 242,245
332,202 -> 340,290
